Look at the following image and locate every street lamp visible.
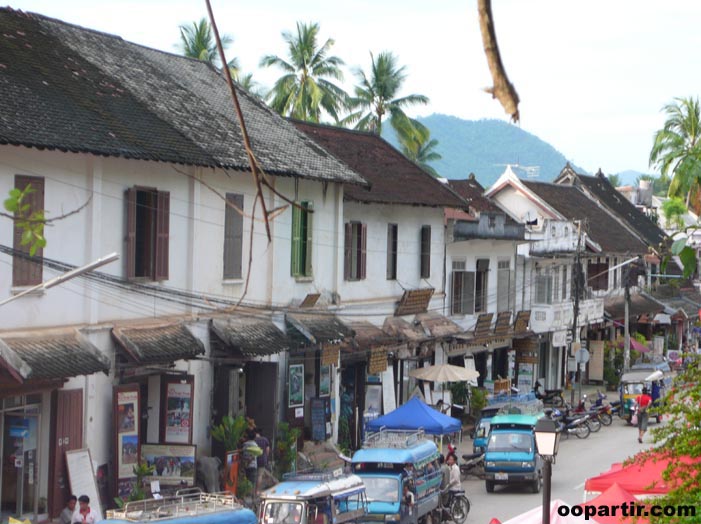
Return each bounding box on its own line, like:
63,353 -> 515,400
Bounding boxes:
535,417 -> 561,524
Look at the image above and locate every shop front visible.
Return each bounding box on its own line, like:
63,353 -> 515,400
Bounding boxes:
0,328 -> 110,522
111,321 -> 206,498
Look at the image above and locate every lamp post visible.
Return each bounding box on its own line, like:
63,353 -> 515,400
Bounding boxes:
535,417 -> 561,524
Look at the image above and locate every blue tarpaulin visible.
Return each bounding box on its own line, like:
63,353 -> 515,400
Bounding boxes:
365,397 -> 461,436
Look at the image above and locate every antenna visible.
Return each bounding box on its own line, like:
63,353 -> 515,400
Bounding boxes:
494,163 -> 541,179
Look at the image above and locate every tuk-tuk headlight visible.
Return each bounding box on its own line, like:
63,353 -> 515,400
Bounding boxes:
486,461 -> 496,468
521,461 -> 534,469
385,515 -> 401,522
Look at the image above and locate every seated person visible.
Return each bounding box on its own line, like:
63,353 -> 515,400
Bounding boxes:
402,482 -> 415,516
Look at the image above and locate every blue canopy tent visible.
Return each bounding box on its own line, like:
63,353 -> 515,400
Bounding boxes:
365,397 -> 461,436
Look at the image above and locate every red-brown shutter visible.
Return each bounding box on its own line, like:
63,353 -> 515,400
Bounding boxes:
155,190 -> 170,281
125,188 -> 137,279
344,222 -> 352,280
451,271 -> 463,315
420,225 -> 431,278
359,223 -> 367,280
12,175 -> 44,287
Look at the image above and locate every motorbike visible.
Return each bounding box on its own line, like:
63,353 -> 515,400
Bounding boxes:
460,452 -> 485,479
549,408 -> 590,439
570,395 -> 611,428
435,489 -> 471,524
533,381 -> 565,406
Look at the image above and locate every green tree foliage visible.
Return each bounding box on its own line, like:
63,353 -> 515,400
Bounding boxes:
661,197 -> 687,230
631,354 -> 701,523
178,18 -> 240,73
607,174 -> 621,187
399,128 -> 442,177
3,185 -> 46,256
236,72 -> 265,99
345,51 -> 428,141
650,96 -> 701,206
211,415 -> 248,451
274,422 -> 301,478
260,22 -> 348,122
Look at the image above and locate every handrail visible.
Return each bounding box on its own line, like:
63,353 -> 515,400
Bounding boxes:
362,428 -> 426,448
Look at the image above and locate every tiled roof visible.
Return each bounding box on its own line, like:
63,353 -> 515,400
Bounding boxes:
0,329 -> 109,382
341,320 -> 401,351
286,313 -> 354,345
604,292 -> 666,319
557,168 -> 667,250
112,322 -> 204,364
211,316 -> 290,357
382,317 -> 430,342
447,177 -> 503,214
414,312 -> 464,338
291,121 -> 467,208
0,8 -> 366,186
523,181 -> 648,254
649,285 -> 701,318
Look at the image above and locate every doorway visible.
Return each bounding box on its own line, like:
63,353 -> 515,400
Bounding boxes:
0,396 -> 42,522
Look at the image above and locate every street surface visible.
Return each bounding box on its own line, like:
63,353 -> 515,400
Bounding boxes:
458,411 -> 656,523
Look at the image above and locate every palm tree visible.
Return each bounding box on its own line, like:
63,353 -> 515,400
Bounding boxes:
649,96 -> 701,206
399,129 -> 442,177
259,22 -> 348,122
607,174 -> 621,188
236,73 -> 265,99
344,51 -> 428,139
178,18 -> 240,73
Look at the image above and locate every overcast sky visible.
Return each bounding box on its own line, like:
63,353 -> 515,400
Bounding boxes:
11,0 -> 701,175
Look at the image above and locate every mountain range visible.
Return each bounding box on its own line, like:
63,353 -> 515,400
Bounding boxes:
382,114 -> 656,189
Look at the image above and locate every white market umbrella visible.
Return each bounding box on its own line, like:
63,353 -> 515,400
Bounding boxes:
409,363 -> 480,383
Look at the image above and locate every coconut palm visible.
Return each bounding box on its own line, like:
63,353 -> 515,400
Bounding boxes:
178,18 -> 240,73
236,73 -> 265,99
344,51 -> 428,139
259,22 -> 348,122
399,128 -> 442,177
649,96 -> 701,206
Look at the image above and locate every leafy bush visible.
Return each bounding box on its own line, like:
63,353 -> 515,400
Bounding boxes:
211,415 -> 248,451
470,387 -> 487,417
274,422 -> 301,478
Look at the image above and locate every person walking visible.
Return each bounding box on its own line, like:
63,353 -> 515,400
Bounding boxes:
254,426 -> 270,491
241,429 -> 262,489
635,387 -> 653,443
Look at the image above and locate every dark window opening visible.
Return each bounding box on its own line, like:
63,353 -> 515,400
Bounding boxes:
387,224 -> 398,280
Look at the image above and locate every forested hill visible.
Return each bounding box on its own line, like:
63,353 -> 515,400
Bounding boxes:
383,114 -> 576,188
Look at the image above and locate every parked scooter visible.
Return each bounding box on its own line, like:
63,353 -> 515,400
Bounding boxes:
570,395 -> 612,428
533,381 -> 565,406
549,408 -> 590,439
460,452 -> 485,479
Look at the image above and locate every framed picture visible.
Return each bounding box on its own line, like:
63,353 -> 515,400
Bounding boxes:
319,365 -> 331,397
161,376 -> 194,444
141,444 -> 196,487
288,364 -> 304,407
365,384 -> 382,415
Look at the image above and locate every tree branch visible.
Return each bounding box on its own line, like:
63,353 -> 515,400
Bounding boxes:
0,194 -> 93,224
478,0 -> 520,122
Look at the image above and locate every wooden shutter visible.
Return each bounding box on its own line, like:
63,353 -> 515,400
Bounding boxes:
386,224 -> 397,280
344,222 -> 352,280
12,175 -> 45,286
451,271 -> 463,315
154,190 -> 170,281
224,193 -> 244,279
359,223 -> 367,280
464,271 -> 476,315
125,188 -> 137,279
304,201 -> 313,277
420,225 -> 431,278
291,203 -> 301,276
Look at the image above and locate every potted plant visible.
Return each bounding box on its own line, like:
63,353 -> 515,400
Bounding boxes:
211,415 -> 248,495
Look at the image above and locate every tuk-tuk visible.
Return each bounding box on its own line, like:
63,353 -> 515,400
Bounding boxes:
259,470 -> 367,524
104,489 -> 256,524
619,364 -> 673,422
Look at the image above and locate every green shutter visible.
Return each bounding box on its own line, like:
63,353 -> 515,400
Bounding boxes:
304,201 -> 313,277
291,203 -> 302,276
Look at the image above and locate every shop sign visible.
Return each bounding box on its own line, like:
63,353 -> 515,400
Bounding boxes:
321,343 -> 341,366
368,347 -> 388,375
288,364 -> 305,408
161,377 -> 194,445
113,384 -> 140,500
141,444 -> 196,487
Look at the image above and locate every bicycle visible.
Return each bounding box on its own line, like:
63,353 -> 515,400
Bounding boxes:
434,488 -> 470,524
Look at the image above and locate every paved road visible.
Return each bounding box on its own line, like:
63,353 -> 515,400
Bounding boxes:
458,412 -> 657,523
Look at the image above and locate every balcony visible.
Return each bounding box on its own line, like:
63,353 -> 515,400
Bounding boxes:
530,297 -> 604,334
528,219 -> 578,255
452,213 -> 526,241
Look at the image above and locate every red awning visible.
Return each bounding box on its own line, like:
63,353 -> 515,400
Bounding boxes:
577,483 -> 641,524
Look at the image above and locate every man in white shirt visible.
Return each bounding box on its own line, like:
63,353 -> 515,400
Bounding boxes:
72,495 -> 98,524
60,495 -> 77,524
445,453 -> 461,491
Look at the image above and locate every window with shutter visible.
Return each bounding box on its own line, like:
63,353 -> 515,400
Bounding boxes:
344,222 -> 367,281
125,187 -> 169,281
534,268 -> 553,304
561,265 -> 568,300
12,175 -> 44,287
497,260 -> 510,312
475,259 -> 489,312
291,201 -> 312,277
451,270 -> 475,315
386,224 -> 398,280
223,193 -> 244,279
420,225 -> 431,278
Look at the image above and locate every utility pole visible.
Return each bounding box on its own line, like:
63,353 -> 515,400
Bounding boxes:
623,264 -> 631,371
570,220 -> 582,405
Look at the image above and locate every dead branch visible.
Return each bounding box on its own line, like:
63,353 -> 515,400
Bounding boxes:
206,0 -> 273,241
478,0 -> 520,122
0,194 -> 93,224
